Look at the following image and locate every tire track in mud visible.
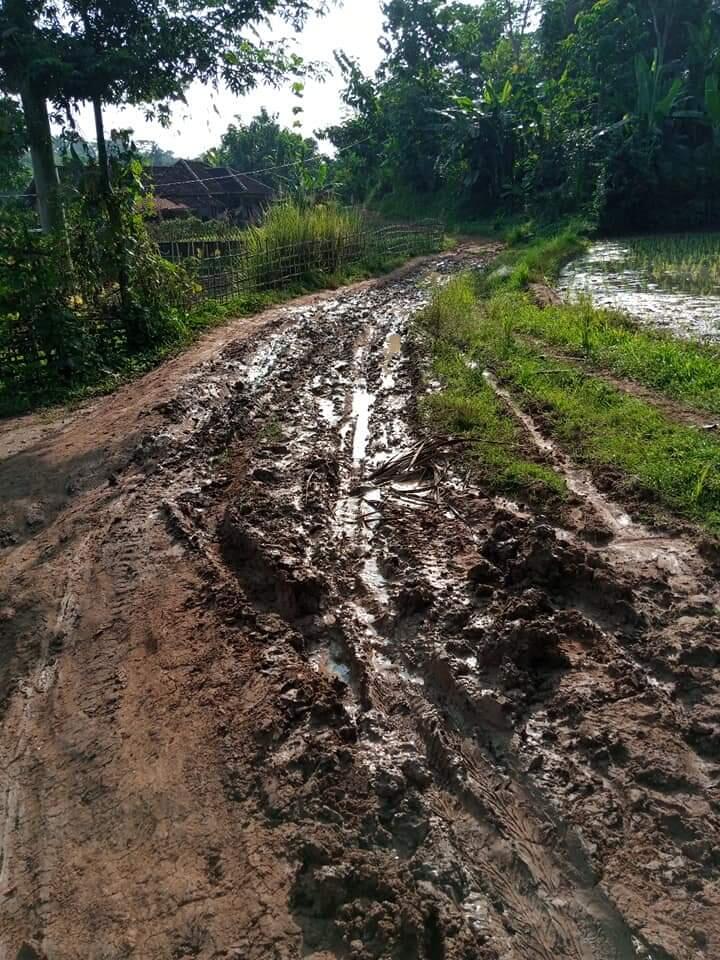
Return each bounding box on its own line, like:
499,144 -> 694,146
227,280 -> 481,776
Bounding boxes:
2,246 -> 719,959
0,251 -> 490,958
208,250 -> 719,958
201,250 -> 677,959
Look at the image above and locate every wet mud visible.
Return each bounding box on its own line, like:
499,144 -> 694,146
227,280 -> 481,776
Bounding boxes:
1,247 -> 719,959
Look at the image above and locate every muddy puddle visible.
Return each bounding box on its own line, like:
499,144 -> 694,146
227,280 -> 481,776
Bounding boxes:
558,240 -> 720,341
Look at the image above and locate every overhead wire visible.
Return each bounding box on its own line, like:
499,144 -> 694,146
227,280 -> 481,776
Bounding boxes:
0,134 -> 373,199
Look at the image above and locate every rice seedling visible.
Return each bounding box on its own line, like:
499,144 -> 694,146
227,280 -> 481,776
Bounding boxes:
598,233 -> 720,296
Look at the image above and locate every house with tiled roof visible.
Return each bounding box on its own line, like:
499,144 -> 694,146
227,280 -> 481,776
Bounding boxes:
146,160 -> 274,223
26,159 -> 275,225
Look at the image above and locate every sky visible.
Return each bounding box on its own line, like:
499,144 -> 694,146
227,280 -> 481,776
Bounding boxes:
69,1 -> 387,160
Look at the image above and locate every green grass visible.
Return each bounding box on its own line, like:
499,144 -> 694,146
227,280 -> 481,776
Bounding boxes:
150,216 -> 246,242
246,202 -> 362,252
469,289 -> 720,530
417,275 -> 567,501
484,224 -> 590,291
599,233 -> 720,295
419,270 -> 720,530
486,290 -> 720,414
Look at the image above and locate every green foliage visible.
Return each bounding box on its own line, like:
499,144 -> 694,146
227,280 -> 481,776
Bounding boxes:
0,142 -> 194,413
0,96 -> 29,191
485,226 -> 590,289
0,196 -> 435,415
496,346 -> 720,531
423,376 -> 567,499
149,217 -> 244,243
0,0 -> 326,111
325,0 -> 720,230
0,212 -> 96,402
419,273 -> 479,341
504,220 -> 535,246
206,108 -> 329,202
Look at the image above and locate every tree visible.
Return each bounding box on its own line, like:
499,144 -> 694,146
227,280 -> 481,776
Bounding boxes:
0,96 -> 30,191
135,141 -> 176,166
326,0 -> 720,228
0,0 -> 74,233
0,0 -> 331,232
206,108 -> 327,198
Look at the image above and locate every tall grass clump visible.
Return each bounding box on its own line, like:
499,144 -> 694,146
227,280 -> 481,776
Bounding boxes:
420,273 -> 479,342
243,202 -> 365,288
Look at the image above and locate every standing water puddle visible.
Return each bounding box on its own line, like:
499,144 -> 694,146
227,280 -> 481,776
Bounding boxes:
310,643 -> 353,685
317,397 -> 340,426
383,332 -> 402,367
558,241 -> 720,341
351,389 -> 375,464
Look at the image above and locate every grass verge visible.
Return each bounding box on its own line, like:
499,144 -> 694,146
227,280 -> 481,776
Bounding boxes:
426,272 -> 720,531
484,224 -> 590,290
417,275 -> 567,503
487,291 -> 720,415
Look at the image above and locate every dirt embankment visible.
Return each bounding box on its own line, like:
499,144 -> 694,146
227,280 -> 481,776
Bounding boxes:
1,247 -> 719,960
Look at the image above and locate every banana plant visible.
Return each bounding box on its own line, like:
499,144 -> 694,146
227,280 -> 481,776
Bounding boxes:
634,50 -> 685,134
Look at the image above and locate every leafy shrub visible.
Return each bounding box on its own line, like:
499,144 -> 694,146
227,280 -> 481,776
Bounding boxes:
0,213 -> 104,408
0,147 -> 195,413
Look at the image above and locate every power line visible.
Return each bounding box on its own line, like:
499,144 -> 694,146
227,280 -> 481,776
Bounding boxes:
144,136 -> 371,188
0,135 -> 372,200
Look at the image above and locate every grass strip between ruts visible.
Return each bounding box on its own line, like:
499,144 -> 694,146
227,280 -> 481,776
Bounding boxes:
487,289 -> 720,415
417,274 -> 567,504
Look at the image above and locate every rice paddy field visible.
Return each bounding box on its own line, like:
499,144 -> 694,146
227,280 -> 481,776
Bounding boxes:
604,233 -> 720,295
558,233 -> 720,341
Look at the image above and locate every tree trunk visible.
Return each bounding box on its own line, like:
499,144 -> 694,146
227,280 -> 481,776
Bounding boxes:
92,95 -> 112,195
21,82 -> 66,235
91,95 -> 131,318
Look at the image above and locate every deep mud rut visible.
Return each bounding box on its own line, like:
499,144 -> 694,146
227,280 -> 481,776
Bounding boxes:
1,247 -> 719,960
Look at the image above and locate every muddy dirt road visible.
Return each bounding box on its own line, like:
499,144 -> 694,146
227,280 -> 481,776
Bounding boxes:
1,248 -> 719,960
